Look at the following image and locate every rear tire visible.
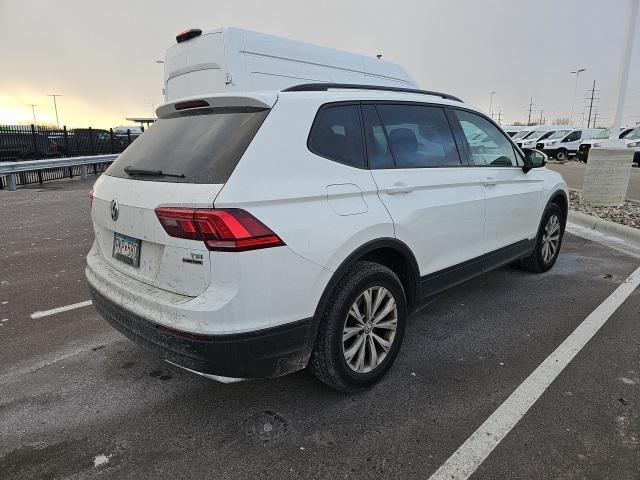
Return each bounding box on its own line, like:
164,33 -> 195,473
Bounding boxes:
520,203 -> 564,273
309,261 -> 407,393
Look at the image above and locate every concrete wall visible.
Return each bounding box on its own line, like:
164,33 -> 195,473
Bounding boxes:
583,148 -> 633,206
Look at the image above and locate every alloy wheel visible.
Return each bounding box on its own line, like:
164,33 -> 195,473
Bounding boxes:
342,286 -> 398,374
541,214 -> 560,263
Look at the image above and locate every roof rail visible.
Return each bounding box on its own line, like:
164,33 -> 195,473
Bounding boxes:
282,83 -> 463,102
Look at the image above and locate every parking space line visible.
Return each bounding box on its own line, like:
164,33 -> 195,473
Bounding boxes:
428,264 -> 640,480
30,300 -> 93,319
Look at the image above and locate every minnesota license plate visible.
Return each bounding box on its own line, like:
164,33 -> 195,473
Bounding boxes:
112,232 -> 141,268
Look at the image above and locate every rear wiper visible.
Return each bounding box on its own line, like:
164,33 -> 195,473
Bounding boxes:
123,166 -> 185,178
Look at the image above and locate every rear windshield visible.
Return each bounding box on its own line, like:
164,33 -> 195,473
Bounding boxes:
106,107 -> 269,184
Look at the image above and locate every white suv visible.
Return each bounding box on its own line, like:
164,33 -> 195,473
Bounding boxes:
86,84 -> 568,392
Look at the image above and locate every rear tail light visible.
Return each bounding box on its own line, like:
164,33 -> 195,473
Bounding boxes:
155,207 -> 285,252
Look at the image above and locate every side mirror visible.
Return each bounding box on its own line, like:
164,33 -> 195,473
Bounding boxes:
522,148 -> 547,173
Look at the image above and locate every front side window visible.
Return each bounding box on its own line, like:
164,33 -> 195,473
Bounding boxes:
308,105 -> 364,168
375,104 -> 461,168
454,110 -> 518,166
563,131 -> 581,142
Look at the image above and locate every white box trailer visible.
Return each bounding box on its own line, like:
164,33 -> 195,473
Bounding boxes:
163,27 -> 418,101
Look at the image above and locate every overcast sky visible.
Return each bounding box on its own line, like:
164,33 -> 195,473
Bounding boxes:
1,0 -> 639,128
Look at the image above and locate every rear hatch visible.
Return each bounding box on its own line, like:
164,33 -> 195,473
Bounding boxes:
91,94 -> 275,296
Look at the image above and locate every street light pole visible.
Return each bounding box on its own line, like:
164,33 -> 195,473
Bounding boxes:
569,68 -> 587,124
27,104 -> 38,125
47,94 -> 62,128
609,0 -> 639,142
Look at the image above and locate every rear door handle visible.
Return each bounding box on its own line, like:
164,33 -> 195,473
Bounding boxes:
386,183 -> 414,195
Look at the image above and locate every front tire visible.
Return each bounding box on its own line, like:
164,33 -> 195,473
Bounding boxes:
309,261 -> 407,393
520,203 -> 564,273
555,149 -> 568,161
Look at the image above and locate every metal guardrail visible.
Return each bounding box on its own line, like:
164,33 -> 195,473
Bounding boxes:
0,154 -> 118,191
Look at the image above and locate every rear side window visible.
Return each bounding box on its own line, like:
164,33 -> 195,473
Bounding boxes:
362,105 -> 395,169
375,104 -> 461,168
308,105 -> 365,168
106,107 -> 269,184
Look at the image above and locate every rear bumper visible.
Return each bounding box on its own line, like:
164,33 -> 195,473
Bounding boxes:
90,284 -> 313,378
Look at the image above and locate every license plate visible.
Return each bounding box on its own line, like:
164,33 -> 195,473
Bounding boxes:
112,232 -> 141,268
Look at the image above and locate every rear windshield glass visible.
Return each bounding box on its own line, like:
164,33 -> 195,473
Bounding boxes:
106,107 -> 269,184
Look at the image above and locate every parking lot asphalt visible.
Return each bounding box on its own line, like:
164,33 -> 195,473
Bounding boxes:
548,161 -> 640,202
1,178 -> 639,480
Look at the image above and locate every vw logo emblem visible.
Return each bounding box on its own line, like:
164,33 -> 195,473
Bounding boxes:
110,199 -> 119,221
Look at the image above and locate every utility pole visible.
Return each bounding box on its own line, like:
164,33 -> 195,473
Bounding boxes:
147,103 -> 156,119
527,98 -> 534,126
569,68 -> 587,124
27,104 -> 38,126
489,91 -> 496,117
496,110 -> 502,124
593,109 -> 598,128
47,94 -> 62,128
539,110 -> 544,125
586,81 -> 597,128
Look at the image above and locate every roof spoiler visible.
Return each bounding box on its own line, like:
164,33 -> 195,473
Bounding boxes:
156,92 -> 278,118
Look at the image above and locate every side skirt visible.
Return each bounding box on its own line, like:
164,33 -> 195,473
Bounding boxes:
417,238 -> 535,306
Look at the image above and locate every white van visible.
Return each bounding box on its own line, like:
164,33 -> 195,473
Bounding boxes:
516,126 -> 567,150
536,128 -> 607,161
502,125 -> 527,138
163,27 -> 418,101
575,127 -> 636,162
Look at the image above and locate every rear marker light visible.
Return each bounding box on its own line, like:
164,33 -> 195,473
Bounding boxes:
175,100 -> 210,111
155,207 -> 285,252
176,28 -> 202,43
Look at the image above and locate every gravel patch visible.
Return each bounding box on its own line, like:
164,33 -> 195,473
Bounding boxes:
570,190 -> 640,229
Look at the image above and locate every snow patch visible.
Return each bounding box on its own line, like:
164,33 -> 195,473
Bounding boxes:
93,454 -> 112,468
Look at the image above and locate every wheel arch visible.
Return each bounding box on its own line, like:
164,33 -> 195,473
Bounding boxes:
303,238 -> 421,361
549,189 -> 568,227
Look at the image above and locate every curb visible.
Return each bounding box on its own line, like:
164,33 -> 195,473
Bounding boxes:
568,210 -> 640,244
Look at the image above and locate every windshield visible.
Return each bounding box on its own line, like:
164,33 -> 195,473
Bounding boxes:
524,130 -> 546,140
538,131 -> 554,141
547,129 -> 571,140
106,107 -> 269,184
624,127 -> 640,141
512,130 -> 532,140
